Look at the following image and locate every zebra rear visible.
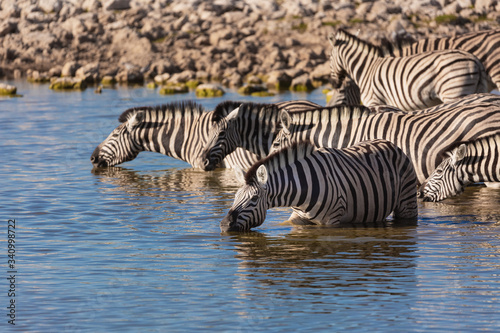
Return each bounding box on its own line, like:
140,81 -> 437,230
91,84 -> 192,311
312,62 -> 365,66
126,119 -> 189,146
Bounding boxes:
221,139 -> 418,232
329,29 -> 490,111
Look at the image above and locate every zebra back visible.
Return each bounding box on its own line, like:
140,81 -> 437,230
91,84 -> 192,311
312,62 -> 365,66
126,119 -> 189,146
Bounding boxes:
275,102 -> 500,184
389,29 -> 500,91
330,29 -> 490,111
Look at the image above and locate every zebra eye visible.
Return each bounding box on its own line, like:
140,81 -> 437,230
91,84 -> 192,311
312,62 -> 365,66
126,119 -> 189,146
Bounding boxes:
251,195 -> 259,202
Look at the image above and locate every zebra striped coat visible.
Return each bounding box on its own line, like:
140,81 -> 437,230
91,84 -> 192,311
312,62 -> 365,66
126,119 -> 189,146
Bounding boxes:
419,134 -> 500,202
328,29 -> 500,107
329,29 -> 490,111
385,28 -> 500,91
91,100 -> 320,169
221,140 -> 418,232
202,98 -> 500,184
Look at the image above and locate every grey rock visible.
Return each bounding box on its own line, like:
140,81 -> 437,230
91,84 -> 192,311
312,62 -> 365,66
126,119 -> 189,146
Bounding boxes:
103,0 -> 131,11
75,62 -> 100,83
61,61 -> 80,77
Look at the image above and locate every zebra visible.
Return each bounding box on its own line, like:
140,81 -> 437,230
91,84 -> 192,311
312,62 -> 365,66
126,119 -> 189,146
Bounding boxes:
329,29 -> 491,111
221,139 -> 418,232
328,29 -> 500,107
383,28 -> 500,91
418,134 -> 500,202
326,79 -> 361,106
91,100 -> 320,170
201,97 -> 500,184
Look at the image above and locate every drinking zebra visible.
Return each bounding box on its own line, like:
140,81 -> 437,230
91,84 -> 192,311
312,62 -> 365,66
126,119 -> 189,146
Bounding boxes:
201,96 -> 500,184
91,100 -> 320,169
329,29 -> 490,111
419,134 -> 500,202
221,140 -> 418,232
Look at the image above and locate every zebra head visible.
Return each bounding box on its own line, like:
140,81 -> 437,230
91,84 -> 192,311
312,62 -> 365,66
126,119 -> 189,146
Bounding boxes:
419,144 -> 467,202
202,107 -> 241,171
91,111 -> 144,167
269,110 -> 292,154
221,165 -> 270,232
328,31 -> 349,89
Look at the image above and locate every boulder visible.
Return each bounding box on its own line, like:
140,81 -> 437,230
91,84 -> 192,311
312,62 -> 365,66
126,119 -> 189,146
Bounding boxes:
154,73 -> 171,85
101,75 -> 117,86
195,83 -> 225,97
159,84 -> 189,95
0,19 -> 18,37
75,62 -> 100,83
38,0 -> 62,13
290,74 -> 315,92
0,83 -> 17,95
266,70 -> 292,91
116,64 -> 144,83
103,0 -> 131,11
49,77 -> 87,90
61,61 -> 80,77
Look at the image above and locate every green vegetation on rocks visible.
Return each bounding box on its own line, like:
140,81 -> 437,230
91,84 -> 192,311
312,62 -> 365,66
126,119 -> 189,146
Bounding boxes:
195,84 -> 225,98
159,84 -> 189,95
49,78 -> 87,90
0,83 -> 17,95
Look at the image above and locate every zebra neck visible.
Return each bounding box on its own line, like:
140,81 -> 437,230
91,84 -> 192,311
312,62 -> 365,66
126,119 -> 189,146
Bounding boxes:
238,107 -> 280,158
133,109 -> 207,167
464,139 -> 500,183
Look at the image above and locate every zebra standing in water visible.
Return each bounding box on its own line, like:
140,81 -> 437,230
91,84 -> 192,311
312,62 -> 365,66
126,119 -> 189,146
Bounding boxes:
419,134 -> 500,202
329,29 -> 490,111
201,98 -> 500,184
221,140 -> 418,232
328,29 -> 500,106
91,100 -> 320,170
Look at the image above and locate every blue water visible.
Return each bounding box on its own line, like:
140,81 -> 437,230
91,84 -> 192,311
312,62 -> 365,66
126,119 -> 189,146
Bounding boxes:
1,81 -> 500,332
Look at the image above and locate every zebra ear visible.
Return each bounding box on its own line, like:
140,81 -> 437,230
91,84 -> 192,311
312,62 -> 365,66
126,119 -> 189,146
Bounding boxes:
280,110 -> 292,132
256,165 -> 268,186
226,106 -> 240,121
451,144 -> 467,165
233,165 -> 246,185
127,112 -> 144,132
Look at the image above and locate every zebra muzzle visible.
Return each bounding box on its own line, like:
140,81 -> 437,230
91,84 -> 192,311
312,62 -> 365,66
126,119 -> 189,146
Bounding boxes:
202,158 -> 216,171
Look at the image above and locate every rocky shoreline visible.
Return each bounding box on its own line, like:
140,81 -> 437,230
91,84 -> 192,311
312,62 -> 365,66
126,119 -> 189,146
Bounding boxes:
1,0 -> 500,95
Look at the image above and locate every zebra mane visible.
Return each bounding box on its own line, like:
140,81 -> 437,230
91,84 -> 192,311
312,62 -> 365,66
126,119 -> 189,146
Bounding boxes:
288,104 -> 371,124
442,133 -> 500,158
379,33 -> 418,56
213,102 -> 280,123
245,141 -> 316,184
335,28 -> 384,56
212,100 -> 246,122
118,100 -> 205,123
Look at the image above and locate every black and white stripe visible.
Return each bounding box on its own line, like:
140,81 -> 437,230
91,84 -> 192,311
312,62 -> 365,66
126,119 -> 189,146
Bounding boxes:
202,96 -> 500,184
329,29 -> 490,111
384,28 -> 500,91
419,134 -> 500,202
221,139 -> 418,232
91,100 -> 320,170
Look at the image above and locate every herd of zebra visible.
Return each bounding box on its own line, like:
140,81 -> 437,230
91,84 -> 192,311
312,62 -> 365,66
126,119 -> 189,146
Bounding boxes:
91,28 -> 500,232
